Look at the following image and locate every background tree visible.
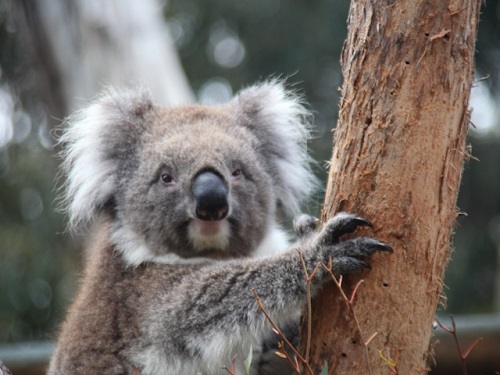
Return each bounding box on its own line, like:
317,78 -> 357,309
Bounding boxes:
14,0 -> 192,116
302,0 -> 482,373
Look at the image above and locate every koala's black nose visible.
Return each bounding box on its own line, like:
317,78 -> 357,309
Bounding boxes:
192,170 -> 229,221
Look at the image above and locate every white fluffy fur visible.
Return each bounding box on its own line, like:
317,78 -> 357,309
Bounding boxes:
234,80 -> 318,216
133,293 -> 299,375
130,328 -> 255,375
109,223 -> 156,266
110,222 -> 219,266
111,220 -> 290,267
133,267 -> 271,375
251,222 -> 290,258
58,88 -> 151,230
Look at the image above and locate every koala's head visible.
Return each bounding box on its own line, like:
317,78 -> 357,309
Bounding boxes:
60,81 -> 317,266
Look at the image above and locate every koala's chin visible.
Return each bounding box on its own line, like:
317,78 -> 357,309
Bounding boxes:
188,218 -> 231,252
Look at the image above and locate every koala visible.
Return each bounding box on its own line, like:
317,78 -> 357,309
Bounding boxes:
48,81 -> 391,375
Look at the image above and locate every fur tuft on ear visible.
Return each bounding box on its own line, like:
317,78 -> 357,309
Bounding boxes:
233,80 -> 319,217
58,88 -> 154,230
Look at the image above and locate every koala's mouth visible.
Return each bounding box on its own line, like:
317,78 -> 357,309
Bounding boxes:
188,219 -> 230,251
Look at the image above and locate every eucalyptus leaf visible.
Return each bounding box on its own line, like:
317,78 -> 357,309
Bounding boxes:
244,344 -> 253,375
320,362 -> 328,375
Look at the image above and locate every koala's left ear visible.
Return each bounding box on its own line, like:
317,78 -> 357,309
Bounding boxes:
58,88 -> 154,230
232,80 -> 319,217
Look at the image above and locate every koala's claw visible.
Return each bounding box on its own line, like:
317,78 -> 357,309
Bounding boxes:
357,237 -> 392,254
320,213 -> 373,245
328,237 -> 392,275
350,217 -> 373,229
336,237 -> 392,258
378,242 -> 393,253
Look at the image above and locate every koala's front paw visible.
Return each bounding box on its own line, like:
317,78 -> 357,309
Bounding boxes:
317,213 -> 391,275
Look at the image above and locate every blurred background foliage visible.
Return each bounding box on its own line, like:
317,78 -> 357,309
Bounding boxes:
0,0 -> 499,346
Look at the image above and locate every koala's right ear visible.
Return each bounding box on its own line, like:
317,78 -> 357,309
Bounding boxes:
58,88 -> 154,230
232,81 -> 318,217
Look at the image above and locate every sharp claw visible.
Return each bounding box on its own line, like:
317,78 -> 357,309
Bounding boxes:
353,217 -> 373,228
379,243 -> 393,252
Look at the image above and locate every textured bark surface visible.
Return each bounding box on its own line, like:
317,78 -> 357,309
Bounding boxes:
304,1 -> 481,374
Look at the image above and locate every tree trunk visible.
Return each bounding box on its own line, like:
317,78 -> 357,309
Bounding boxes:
303,1 -> 481,374
14,0 -> 193,121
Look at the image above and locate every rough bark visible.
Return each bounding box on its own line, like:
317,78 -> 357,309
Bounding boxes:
303,1 -> 481,374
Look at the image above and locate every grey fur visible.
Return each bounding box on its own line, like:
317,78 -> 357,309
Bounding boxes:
50,81 -> 391,375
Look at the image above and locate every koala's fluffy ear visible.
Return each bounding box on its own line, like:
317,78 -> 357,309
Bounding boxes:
58,88 -> 154,230
233,81 -> 319,217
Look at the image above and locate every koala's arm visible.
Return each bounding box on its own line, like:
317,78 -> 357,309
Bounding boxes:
168,213 -> 389,322
48,213 -> 390,375
135,213 -> 390,374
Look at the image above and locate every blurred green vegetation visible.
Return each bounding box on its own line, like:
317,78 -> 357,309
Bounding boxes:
0,0 -> 499,345
0,0 -> 80,343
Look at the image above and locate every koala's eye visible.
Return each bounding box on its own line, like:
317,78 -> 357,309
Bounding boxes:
160,174 -> 176,186
231,168 -> 243,179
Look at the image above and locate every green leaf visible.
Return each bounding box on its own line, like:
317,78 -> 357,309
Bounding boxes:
244,344 -> 253,375
320,362 -> 328,375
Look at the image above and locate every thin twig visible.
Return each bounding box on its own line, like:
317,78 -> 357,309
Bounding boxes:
473,74 -> 489,84
252,289 -> 315,375
297,250 -> 321,364
276,341 -> 301,374
435,316 -> 483,375
222,355 -> 237,375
